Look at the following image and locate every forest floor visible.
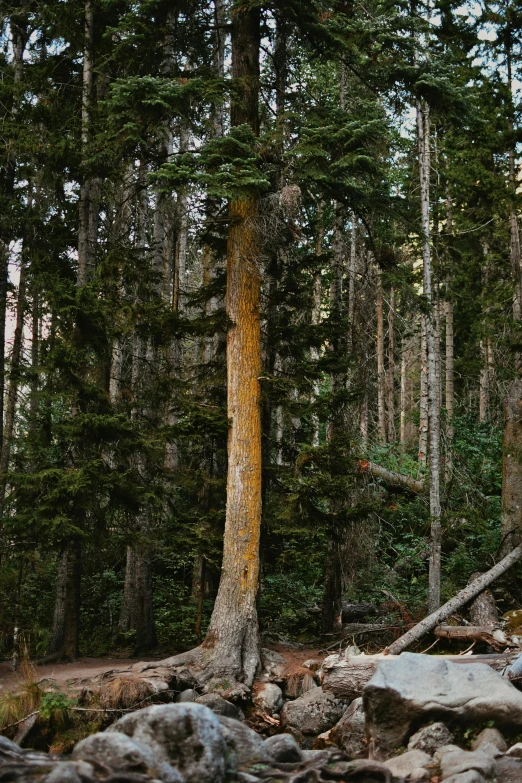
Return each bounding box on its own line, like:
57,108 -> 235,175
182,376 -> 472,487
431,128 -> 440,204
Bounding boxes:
0,645 -> 328,695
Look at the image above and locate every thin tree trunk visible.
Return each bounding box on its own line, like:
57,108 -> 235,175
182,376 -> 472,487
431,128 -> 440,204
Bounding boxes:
202,0 -> 262,689
417,98 -> 442,613
310,201 -> 324,447
500,379 -> 522,552
376,267 -> 386,443
445,208 -> 454,482
0,250 -> 27,512
386,287 -> 395,441
77,0 -> 95,285
419,318 -> 428,467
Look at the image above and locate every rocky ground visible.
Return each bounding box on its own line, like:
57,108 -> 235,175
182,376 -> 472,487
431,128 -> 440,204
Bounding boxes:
4,650 -> 522,782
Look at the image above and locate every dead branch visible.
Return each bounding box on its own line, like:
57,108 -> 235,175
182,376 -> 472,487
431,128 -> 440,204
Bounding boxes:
358,460 -> 426,494
386,545 -> 522,655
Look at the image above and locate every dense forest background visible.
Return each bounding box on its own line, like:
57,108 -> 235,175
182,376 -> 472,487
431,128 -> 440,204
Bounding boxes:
0,0 -> 521,663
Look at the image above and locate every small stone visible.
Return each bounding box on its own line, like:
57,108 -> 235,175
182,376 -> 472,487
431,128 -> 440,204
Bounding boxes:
264,734 -> 303,763
196,693 -> 241,720
408,722 -> 454,755
436,747 -> 497,780
280,686 -> 348,736
253,683 -> 283,715
303,659 -> 321,672
471,727 -> 507,754
178,689 -> 198,702
507,743 -> 522,758
384,749 -> 432,779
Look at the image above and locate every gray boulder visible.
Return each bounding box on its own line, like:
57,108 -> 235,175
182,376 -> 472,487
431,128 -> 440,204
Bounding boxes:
471,727 -> 507,754
106,702 -> 226,783
408,723 -> 454,755
264,734 -> 303,763
329,697 -> 367,758
364,652 -> 522,758
72,732 -> 157,774
195,693 -> 242,720
384,749 -> 432,780
434,746 -> 497,780
217,715 -> 270,774
281,686 -> 348,736
253,683 -> 283,715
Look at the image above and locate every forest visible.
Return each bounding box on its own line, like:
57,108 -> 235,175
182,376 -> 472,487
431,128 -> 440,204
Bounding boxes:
1,0 -> 522,693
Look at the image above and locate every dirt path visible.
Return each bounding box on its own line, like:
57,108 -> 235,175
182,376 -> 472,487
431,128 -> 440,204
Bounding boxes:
0,657 -> 157,694
0,646 -> 328,695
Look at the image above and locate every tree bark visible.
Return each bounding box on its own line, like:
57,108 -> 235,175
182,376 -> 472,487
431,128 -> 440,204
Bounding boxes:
386,287 -> 395,441
445,198 -> 454,482
200,0 -> 262,690
358,460 -> 426,495
386,545 -> 522,655
49,541 -> 81,660
417,98 -> 442,613
500,379 -> 522,552
118,546 -> 137,633
0,248 -> 27,513
77,0 -> 95,286
418,318 -> 428,466
376,267 -> 386,443
310,201 -> 324,447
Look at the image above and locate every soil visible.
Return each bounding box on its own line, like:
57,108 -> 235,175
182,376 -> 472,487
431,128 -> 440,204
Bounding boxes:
0,646 -> 329,695
0,657 -> 156,694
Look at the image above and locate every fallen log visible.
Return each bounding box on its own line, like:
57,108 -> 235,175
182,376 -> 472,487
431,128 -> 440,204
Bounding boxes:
341,602 -> 387,622
357,460 -> 426,495
386,544 -> 522,656
320,652 -> 518,700
433,625 -> 509,650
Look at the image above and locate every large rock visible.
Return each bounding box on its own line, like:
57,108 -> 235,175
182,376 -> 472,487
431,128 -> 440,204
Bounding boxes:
72,733 -> 157,774
329,697 -> 367,758
363,652 -> 522,758
408,723 -> 454,755
260,648 -> 287,683
281,686 -> 348,736
106,703 -> 226,783
253,683 -> 283,715
217,715 -> 270,774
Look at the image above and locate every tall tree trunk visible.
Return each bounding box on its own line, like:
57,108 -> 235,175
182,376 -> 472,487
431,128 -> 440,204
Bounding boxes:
418,317 -> 428,467
202,0 -> 262,689
118,546 -> 137,633
386,287 -> 395,441
0,249 -> 27,513
417,98 -> 442,613
376,267 -> 386,443
77,0 -> 95,285
49,541 -> 81,659
500,379 -> 522,552
310,201 -> 324,447
445,197 -> 454,482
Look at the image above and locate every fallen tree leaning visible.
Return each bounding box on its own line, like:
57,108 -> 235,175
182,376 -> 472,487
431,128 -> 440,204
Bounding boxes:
357,460 -> 426,495
386,543 -> 522,655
